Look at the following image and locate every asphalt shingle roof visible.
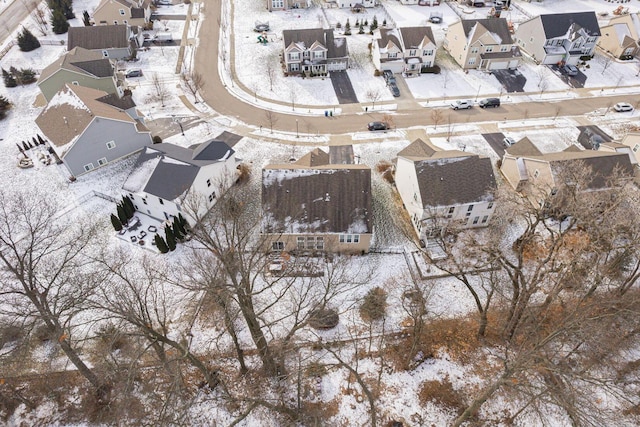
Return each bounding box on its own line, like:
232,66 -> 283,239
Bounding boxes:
539,12 -> 601,38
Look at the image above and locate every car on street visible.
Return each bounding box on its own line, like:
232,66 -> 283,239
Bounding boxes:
561,64 -> 579,76
479,97 -> 500,108
389,82 -> 400,97
614,102 -> 634,112
368,121 -> 388,131
451,100 -> 473,110
503,137 -> 516,147
125,68 -> 143,78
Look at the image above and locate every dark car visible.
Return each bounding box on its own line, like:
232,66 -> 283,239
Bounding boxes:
382,70 -> 396,86
561,64 -> 579,76
479,97 -> 500,108
368,121 -> 388,131
125,68 -> 143,78
389,82 -> 400,97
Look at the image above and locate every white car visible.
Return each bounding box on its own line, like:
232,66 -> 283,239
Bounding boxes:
451,100 -> 473,110
503,137 -> 516,147
614,102 -> 634,112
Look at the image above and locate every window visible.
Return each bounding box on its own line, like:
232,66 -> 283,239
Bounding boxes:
102,50 -> 109,57
113,20 -> 118,25
271,0 -> 284,8
471,47 -> 478,54
468,57 -> 476,66
413,193 -> 418,202
297,237 -> 305,249
467,205 -> 474,212
409,49 -> 416,56
83,163 -> 94,172
97,157 -> 108,166
533,169 -> 540,178
159,198 -> 164,205
289,63 -> 300,72
313,51 -> 324,59
72,81 -> 79,85
316,237 -> 324,250
119,8 -> 125,15
484,46 -> 493,53
551,188 -> 558,196
387,52 -> 397,58
123,20 -> 128,24
272,241 -> 284,251
633,144 -> 640,153
423,49 -> 433,56
487,202 -> 493,209
143,198 -> 147,205
500,45 -> 509,52
208,191 -> 216,202
339,234 -> 360,243
289,52 -> 300,61
447,207 -> 454,219
106,140 -> 116,150
481,215 -> 488,224
466,212 -> 471,218
306,237 -> 316,249
586,36 -> 596,43
206,178 -> 212,187
473,216 -> 479,225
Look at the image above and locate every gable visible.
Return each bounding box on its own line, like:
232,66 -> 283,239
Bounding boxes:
539,12 -> 600,39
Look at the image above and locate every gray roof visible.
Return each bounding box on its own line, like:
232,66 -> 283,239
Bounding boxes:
414,155 -> 496,207
70,59 -> 114,77
377,28 -> 402,49
329,145 -> 354,165
539,12 -> 601,38
68,25 -> 130,50
126,140 -> 235,200
97,93 -> 136,110
262,153 -> 372,234
461,18 -> 514,44
283,28 -> 348,60
399,26 -> 435,49
549,153 -> 633,189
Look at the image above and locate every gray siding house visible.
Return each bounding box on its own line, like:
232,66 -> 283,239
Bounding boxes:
67,25 -> 143,59
282,28 -> 349,76
35,84 -> 152,177
37,47 -> 122,102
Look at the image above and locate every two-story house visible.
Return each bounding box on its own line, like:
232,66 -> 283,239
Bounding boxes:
123,140 -> 241,227
37,47 -> 123,102
373,27 -> 437,74
514,12 -> 600,65
444,18 -> 521,70
35,84 -> 152,177
323,0 -> 375,7
597,13 -> 640,60
68,25 -> 144,60
262,148 -> 372,254
93,0 -> 151,27
282,28 -> 349,76
500,138 -> 634,207
266,0 -> 310,12
395,139 -> 497,241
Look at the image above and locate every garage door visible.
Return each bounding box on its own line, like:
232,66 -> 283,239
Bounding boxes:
328,61 -> 346,71
489,61 -> 508,70
508,59 -> 519,69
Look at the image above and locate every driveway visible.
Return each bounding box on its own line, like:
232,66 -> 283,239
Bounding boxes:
551,65 -> 586,89
577,125 -> 612,150
330,71 -> 359,104
482,132 -> 508,157
492,69 -> 527,93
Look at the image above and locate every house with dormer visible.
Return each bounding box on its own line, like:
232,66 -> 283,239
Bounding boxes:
37,47 -> 123,102
261,148 -> 372,254
395,139 -> 497,241
93,0 -> 151,27
266,0 -> 310,11
373,26 -> 437,74
282,28 -> 349,76
68,25 -> 144,60
500,138 -> 634,207
123,140 -> 241,226
444,18 -> 521,70
597,13 -> 640,60
35,84 -> 151,177
323,0 -> 375,8
514,12 -> 600,65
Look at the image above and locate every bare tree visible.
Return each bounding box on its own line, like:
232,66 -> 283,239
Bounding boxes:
536,68 -> 549,98
289,87 -> 297,111
266,60 -> 277,91
31,6 -> 49,36
366,88 -> 382,110
598,54 -> 613,75
0,190 -> 109,401
181,71 -> 204,103
264,110 -> 278,133
151,72 -> 168,107
431,108 -> 443,129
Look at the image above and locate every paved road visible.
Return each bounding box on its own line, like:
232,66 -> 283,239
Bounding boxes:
186,0 -> 640,137
0,0 -> 40,43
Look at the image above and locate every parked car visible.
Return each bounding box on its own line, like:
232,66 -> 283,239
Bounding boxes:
467,0 -> 486,6
561,64 -> 579,76
368,121 -> 388,131
451,100 -> 473,110
479,97 -> 500,108
389,82 -> 400,97
153,32 -> 174,43
614,102 -> 634,112
156,0 -> 172,5
382,70 -> 396,86
503,137 -> 516,147
125,68 -> 143,78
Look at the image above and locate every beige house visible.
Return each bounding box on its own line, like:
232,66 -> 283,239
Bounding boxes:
500,137 -> 634,206
615,132 -> 640,165
395,139 -> 497,241
37,47 -> 122,102
444,18 -> 521,70
266,0 -> 310,11
261,148 -> 372,254
597,13 -> 640,60
93,0 -> 151,27
372,27 -> 437,75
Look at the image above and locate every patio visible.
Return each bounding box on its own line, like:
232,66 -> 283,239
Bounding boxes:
116,213 -> 164,251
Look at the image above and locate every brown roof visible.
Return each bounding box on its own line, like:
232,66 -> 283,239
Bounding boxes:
39,47 -> 113,83
295,148 -> 330,167
377,28 -> 402,50
68,25 -> 130,50
282,28 -> 348,60
397,138 -> 437,159
548,153 -> 634,189
399,26 -> 435,49
35,84 -> 136,147
462,18 -> 514,45
262,153 -> 372,234
505,137 -> 543,156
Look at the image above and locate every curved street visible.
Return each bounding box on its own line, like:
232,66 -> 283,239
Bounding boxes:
193,0 -> 635,139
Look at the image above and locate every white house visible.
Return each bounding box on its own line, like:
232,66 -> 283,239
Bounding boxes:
122,140 -> 241,226
373,27 -> 437,74
395,139 -> 497,240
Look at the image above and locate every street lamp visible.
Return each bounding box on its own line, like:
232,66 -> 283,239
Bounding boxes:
296,119 -> 299,138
